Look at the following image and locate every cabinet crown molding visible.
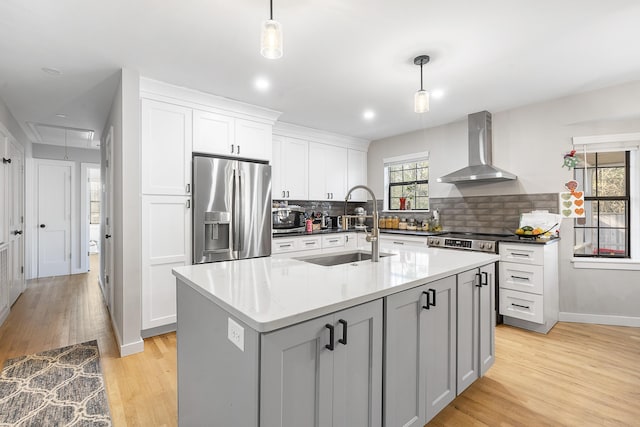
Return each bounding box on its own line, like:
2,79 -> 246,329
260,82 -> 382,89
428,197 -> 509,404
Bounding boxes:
274,122 -> 370,151
140,77 -> 282,124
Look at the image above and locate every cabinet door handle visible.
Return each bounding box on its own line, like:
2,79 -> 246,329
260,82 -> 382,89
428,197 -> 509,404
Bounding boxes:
325,324 -> 335,351
422,291 -> 430,310
186,183 -> 190,193
482,271 -> 489,286
475,273 -> 483,287
186,200 -> 191,209
286,190 -> 290,198
282,190 -> 285,198
338,319 -> 347,345
429,288 -> 437,307
237,145 -> 241,155
231,144 -> 235,154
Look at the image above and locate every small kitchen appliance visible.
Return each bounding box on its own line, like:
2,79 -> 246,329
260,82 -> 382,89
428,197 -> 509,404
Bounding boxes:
272,205 -> 306,234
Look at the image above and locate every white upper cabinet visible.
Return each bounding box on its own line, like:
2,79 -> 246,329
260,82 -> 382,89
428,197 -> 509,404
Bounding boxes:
193,110 -> 272,161
235,119 -> 272,161
308,142 -> 347,201
272,136 -> 308,200
347,149 -> 368,201
141,99 -> 192,195
192,110 -> 235,155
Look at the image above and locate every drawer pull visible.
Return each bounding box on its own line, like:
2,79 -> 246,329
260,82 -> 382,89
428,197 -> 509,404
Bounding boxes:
511,275 -> 530,281
305,242 -> 316,246
393,241 -> 405,245
511,303 -> 531,310
510,252 -> 530,257
280,244 -> 292,248
328,239 -> 339,243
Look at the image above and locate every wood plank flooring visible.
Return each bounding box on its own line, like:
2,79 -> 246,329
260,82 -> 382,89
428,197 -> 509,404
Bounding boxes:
1,258 -> 638,426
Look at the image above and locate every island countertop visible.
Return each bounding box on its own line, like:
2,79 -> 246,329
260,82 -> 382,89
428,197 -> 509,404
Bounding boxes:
172,247 -> 499,333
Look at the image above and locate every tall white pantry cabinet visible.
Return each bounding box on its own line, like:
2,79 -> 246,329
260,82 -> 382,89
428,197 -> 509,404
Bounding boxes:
139,79 -> 280,333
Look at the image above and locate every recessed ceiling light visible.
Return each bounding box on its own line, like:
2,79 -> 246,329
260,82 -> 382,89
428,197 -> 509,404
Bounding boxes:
55,113 -> 67,118
363,110 -> 376,120
254,77 -> 270,92
431,89 -> 445,99
41,67 -> 62,76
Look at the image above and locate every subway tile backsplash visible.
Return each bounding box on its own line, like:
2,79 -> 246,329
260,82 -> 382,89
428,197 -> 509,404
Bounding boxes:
275,193 -> 559,234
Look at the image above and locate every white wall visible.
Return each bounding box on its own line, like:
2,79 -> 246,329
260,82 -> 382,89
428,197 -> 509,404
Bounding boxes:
101,68 -> 143,356
368,80 -> 640,324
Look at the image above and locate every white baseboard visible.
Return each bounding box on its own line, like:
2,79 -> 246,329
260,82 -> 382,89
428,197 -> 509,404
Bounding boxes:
559,312 -> 640,327
109,311 -> 145,357
0,306 -> 9,326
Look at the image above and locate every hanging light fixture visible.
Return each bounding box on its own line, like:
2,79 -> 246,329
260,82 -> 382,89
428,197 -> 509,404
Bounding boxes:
414,55 -> 430,113
261,0 -> 283,59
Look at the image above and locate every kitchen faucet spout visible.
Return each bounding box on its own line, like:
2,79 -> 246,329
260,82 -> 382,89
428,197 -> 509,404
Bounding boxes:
344,185 -> 379,262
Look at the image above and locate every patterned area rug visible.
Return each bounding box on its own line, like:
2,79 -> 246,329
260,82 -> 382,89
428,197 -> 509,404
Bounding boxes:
0,340 -> 112,426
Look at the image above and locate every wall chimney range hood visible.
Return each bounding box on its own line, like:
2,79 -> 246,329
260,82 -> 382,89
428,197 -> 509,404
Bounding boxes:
437,111 -> 516,184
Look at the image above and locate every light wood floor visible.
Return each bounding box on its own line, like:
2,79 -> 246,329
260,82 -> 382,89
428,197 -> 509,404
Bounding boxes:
1,259 -> 639,426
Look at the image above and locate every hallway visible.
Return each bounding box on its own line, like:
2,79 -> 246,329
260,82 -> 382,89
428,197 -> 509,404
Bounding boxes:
0,256 -> 178,426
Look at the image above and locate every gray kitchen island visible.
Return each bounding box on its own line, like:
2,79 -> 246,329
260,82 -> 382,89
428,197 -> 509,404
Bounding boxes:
172,246 -> 499,426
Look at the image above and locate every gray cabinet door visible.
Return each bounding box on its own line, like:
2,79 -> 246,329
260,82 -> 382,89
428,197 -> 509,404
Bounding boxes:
261,314 -> 334,427
332,300 -> 383,427
384,284 -> 428,427
261,300 -> 383,427
479,263 -> 496,375
457,268 -> 480,394
424,276 -> 457,423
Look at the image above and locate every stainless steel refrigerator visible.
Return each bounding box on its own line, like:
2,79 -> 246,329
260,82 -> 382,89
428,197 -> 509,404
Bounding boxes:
192,155 -> 271,264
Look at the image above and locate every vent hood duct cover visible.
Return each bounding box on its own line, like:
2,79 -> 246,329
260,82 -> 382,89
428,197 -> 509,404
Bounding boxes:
438,111 -> 516,183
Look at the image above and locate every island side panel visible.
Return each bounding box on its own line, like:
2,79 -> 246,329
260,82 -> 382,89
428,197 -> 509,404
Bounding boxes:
177,279 -> 259,427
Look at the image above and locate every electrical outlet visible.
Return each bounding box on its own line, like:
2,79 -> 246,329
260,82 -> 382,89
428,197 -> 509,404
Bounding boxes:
228,317 -> 244,352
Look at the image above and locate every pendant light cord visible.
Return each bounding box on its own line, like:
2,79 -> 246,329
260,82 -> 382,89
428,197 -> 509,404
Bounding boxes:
270,0 -> 273,20
420,63 -> 424,91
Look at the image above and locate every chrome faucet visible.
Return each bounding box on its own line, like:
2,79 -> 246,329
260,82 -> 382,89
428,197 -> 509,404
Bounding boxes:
344,185 -> 379,262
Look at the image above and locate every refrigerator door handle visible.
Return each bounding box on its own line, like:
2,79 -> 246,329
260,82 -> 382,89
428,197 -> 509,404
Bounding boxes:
231,168 -> 238,254
237,171 -> 243,252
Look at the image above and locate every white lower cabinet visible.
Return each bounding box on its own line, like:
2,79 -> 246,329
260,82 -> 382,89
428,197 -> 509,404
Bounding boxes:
272,232 -> 365,257
384,275 -> 457,426
141,195 -> 191,330
499,242 -> 558,333
457,264 -> 496,394
379,233 -> 427,249
261,299 -> 382,427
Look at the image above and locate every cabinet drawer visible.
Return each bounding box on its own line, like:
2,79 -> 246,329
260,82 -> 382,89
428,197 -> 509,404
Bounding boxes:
322,234 -> 345,248
298,236 -> 322,251
500,262 -> 544,294
500,289 -> 544,324
272,239 -> 298,254
499,243 -> 544,265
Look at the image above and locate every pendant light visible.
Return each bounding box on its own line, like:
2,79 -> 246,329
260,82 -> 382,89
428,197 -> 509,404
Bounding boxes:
261,0 -> 283,59
414,55 -> 430,113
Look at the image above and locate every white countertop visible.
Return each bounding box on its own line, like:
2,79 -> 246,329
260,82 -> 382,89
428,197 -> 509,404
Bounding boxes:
172,247 -> 499,333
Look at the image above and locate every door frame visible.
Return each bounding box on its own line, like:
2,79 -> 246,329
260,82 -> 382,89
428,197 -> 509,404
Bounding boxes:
8,139 -> 25,304
80,162 -> 100,273
33,158 -> 77,278
101,125 -> 114,312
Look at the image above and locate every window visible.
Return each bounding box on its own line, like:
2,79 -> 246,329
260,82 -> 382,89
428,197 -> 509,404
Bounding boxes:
89,170 -> 101,224
383,152 -> 429,211
574,151 -> 630,258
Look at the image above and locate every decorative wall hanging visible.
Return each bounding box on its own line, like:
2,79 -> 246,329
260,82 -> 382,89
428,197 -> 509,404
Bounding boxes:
559,179 -> 585,218
562,149 -> 578,170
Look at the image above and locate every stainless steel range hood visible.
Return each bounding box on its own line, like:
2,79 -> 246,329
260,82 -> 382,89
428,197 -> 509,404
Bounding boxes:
437,111 -> 516,184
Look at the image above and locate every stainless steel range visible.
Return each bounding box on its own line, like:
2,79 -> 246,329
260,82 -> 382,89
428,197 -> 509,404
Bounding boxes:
427,232 -> 510,254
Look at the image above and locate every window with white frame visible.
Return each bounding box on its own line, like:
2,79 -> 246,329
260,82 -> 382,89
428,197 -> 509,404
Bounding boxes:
572,133 -> 640,262
383,152 -> 429,211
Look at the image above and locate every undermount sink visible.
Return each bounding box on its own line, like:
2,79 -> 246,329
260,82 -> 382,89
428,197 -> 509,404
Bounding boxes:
296,251 -> 394,267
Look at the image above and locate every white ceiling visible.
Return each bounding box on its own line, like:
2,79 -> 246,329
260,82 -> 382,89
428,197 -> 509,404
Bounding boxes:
2,0 -> 640,148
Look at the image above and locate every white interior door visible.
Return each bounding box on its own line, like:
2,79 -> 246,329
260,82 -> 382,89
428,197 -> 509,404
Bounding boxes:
8,141 -> 24,304
37,160 -> 73,277
102,126 -> 114,311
